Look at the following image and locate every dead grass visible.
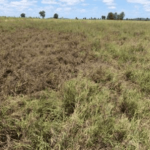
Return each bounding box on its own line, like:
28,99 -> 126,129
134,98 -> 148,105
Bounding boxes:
0,29 -> 91,100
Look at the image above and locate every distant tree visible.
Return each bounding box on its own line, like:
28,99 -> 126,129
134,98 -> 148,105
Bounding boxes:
21,13 -> 25,18
119,12 -> 125,20
117,14 -> 120,20
53,13 -> 58,19
102,16 -> 106,20
39,11 -> 45,19
107,12 -> 114,20
75,17 -> 78,20
113,12 -> 118,20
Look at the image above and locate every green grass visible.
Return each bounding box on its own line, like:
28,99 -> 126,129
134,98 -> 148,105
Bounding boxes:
1,18 -> 150,149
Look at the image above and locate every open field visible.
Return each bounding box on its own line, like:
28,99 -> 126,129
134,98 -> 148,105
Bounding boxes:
1,18 -> 150,149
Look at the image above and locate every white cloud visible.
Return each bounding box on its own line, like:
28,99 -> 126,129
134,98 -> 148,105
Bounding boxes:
41,0 -> 84,5
127,0 -> 150,5
10,0 -> 37,11
0,0 -> 37,12
127,0 -> 150,11
108,6 -> 115,9
102,0 -> 116,9
0,0 -> 6,4
64,7 -> 72,11
10,0 -> 37,6
0,0 -> 38,16
103,0 -> 114,5
81,3 -> 89,6
55,7 -> 62,11
42,0 -> 59,5
60,0 -> 84,5
79,8 -> 86,12
55,7 -> 71,12
143,5 -> 150,11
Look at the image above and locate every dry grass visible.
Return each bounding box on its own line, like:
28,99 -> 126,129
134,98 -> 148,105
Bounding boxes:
1,18 -> 150,149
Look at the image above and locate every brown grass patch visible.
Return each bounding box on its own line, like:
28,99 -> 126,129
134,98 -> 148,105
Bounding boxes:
0,28 -> 98,101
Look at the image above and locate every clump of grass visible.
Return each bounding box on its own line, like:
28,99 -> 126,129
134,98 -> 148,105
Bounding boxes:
124,69 -> 150,94
90,66 -> 114,84
91,38 -> 101,52
60,76 -> 99,116
130,43 -> 145,52
119,89 -> 143,120
0,91 -> 64,149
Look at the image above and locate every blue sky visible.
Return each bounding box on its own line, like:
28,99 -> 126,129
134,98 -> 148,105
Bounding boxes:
1,0 -> 150,19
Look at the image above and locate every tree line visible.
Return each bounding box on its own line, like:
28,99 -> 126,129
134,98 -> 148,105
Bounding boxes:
20,11 -> 125,20
106,12 -> 125,20
20,11 -> 58,19
77,12 -> 125,20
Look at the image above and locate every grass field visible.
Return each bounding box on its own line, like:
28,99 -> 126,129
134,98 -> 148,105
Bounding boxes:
1,18 -> 150,149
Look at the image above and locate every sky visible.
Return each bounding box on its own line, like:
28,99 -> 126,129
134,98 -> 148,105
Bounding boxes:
1,0 -> 150,19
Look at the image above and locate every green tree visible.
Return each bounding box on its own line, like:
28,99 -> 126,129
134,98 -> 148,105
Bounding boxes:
120,12 -> 125,20
21,13 -> 25,18
53,13 -> 58,19
113,12 -> 118,20
107,12 -> 114,20
39,11 -> 45,19
102,16 -> 106,20
117,14 -> 120,20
